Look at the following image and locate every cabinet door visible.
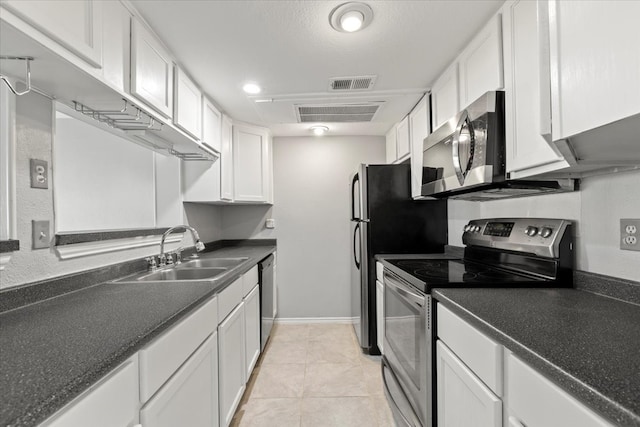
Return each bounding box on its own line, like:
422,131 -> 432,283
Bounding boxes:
395,116 -> 410,160
548,0 -> 640,140
202,98 -> 222,153
431,62 -> 459,129
43,357 -> 139,427
503,0 -> 568,178
2,0 -> 103,67
458,14 -> 504,109
141,333 -> 218,427
409,96 -> 430,198
385,124 -> 398,164
218,303 -> 246,427
376,279 -> 384,354
232,124 -> 269,202
131,18 -> 174,118
244,284 -> 261,378
174,66 -> 202,139
436,341 -> 502,427
506,352 -> 613,427
220,115 -> 234,201
101,0 -> 130,93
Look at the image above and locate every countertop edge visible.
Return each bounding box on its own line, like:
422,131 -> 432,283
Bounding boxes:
432,290 -> 640,427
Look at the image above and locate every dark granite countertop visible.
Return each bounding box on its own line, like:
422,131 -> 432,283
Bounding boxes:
433,288 -> 640,427
0,244 -> 275,427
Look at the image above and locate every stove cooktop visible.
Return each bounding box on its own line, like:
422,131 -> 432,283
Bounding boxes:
386,258 -> 551,292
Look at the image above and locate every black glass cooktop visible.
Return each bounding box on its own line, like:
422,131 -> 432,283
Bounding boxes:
386,258 -> 549,292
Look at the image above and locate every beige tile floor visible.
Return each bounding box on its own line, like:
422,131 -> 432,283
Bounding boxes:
231,323 -> 395,427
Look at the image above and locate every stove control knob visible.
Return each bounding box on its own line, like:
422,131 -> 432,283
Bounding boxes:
525,226 -> 539,236
540,227 -> 553,238
464,225 -> 472,232
474,225 -> 482,233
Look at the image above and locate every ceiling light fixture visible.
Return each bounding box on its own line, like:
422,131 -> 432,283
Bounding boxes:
242,82 -> 262,94
311,125 -> 329,136
329,2 -> 373,33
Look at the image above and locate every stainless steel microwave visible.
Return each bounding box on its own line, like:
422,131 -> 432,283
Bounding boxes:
421,91 -> 506,198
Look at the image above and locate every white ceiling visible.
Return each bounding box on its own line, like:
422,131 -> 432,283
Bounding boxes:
130,0 -> 504,137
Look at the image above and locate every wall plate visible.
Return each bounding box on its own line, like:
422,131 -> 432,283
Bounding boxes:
32,220 -> 50,249
620,219 -> 640,251
30,159 -> 48,189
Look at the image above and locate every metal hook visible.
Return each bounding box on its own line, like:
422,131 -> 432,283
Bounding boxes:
0,56 -> 34,96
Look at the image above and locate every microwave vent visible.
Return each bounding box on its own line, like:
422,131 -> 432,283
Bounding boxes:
329,75 -> 377,91
296,102 -> 383,123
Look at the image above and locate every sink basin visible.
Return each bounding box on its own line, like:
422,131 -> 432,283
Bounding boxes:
176,257 -> 249,269
136,267 -> 228,281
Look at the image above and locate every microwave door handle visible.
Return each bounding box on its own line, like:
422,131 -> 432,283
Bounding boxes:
351,173 -> 360,221
452,110 -> 469,185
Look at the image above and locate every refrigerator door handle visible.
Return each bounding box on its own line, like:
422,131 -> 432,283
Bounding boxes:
353,222 -> 361,269
351,173 -> 360,221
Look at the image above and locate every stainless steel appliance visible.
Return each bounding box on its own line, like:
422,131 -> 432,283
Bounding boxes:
381,218 -> 574,426
350,164 -> 447,354
259,254 -> 275,351
421,91 -> 575,200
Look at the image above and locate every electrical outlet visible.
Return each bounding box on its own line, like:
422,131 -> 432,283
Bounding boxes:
30,159 -> 48,189
620,219 -> 640,251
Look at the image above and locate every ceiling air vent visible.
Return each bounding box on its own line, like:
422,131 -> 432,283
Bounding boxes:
329,75 -> 377,91
296,102 -> 384,123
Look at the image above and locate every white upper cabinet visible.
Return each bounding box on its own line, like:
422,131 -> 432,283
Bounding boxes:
395,116 -> 410,160
173,66 -> 202,139
409,95 -> 430,198
220,115 -> 234,201
131,17 -> 174,118
202,97 -> 222,153
232,123 -> 271,203
100,0 -> 130,93
431,62 -> 459,129
548,0 -> 640,141
502,0 -> 568,178
385,124 -> 398,164
2,0 -> 103,67
458,14 -> 504,109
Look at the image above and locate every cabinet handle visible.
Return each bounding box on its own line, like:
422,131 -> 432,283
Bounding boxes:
508,416 -> 526,427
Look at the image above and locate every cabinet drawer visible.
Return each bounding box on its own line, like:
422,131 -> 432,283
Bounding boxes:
219,276 -> 244,321
43,356 -> 139,427
437,304 -> 502,396
139,296 -> 217,403
506,353 -> 613,427
376,262 -> 384,282
242,265 -> 258,296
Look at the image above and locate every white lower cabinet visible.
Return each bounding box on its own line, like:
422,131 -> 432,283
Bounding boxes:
140,332 -> 219,427
41,356 -> 139,427
436,341 -> 502,427
506,352 -> 613,427
244,284 -> 261,379
218,302 -> 246,427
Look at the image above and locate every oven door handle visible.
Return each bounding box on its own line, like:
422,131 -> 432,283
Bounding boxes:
384,274 -> 425,307
381,357 -> 421,427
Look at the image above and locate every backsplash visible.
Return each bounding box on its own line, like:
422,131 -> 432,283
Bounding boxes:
449,168 -> 640,282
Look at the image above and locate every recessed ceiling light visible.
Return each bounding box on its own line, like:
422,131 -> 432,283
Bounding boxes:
242,83 -> 262,94
311,125 -> 329,136
329,2 -> 373,33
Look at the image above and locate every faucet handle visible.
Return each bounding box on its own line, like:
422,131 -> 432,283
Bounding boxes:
195,240 -> 205,252
175,248 -> 183,264
165,253 -> 175,265
146,257 -> 158,270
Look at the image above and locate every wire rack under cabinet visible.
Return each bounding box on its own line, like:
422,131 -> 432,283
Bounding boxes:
72,99 -> 163,132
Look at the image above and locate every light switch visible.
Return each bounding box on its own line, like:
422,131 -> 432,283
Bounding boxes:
30,159 -> 48,189
32,220 -> 50,249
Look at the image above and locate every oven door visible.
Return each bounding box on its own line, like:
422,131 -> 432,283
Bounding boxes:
383,271 -> 431,427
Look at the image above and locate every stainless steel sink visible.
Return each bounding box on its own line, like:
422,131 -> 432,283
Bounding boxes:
176,257 -> 248,269
135,267 -> 228,281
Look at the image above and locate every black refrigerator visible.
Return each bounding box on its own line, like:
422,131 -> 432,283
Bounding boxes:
350,164 -> 447,354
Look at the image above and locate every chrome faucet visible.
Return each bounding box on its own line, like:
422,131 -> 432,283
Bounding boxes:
158,225 -> 206,267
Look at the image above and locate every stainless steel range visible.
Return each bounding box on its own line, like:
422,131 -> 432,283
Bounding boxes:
380,218 -> 574,427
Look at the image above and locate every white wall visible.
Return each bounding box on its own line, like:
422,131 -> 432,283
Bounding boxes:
272,135 -> 385,319
448,169 -> 640,282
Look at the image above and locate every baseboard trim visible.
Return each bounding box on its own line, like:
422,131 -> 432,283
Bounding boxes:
274,317 -> 357,325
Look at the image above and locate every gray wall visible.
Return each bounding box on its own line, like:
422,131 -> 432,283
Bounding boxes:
271,136 -> 385,319
449,168 -> 640,282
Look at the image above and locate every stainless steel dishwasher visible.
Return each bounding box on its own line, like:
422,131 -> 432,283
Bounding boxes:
259,254 -> 275,351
